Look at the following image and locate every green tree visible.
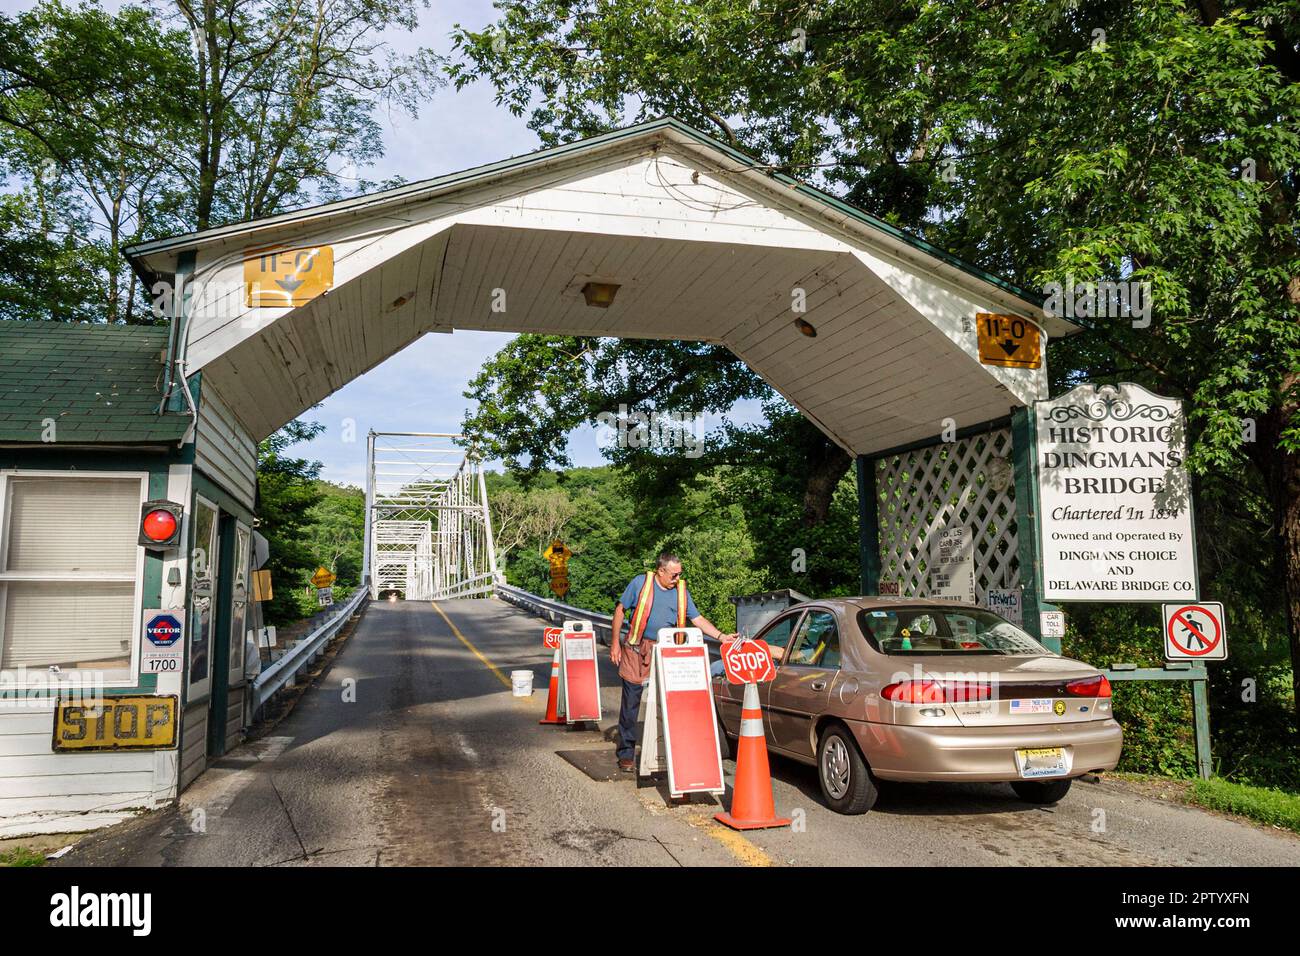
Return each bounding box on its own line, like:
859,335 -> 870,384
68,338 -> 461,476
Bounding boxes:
305,482 -> 365,588
0,1 -> 193,322
0,0 -> 443,323
257,419 -> 326,624
160,0 -> 442,228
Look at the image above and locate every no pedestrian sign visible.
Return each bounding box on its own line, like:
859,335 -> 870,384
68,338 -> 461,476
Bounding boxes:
1162,602 -> 1227,661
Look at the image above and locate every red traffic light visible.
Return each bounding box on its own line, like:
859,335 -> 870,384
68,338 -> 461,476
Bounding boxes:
139,500 -> 183,548
143,509 -> 177,542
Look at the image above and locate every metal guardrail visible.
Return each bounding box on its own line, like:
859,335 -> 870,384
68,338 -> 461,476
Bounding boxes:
496,583 -> 616,644
495,582 -> 722,653
251,586 -> 368,712
431,571 -> 497,601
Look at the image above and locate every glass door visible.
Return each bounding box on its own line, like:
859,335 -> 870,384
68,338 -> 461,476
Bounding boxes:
187,496 -> 219,703
228,523 -> 251,686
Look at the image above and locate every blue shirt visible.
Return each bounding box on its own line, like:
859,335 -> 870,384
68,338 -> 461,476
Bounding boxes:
619,573 -> 700,642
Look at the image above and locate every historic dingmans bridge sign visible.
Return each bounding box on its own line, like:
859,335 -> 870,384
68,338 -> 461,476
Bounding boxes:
1035,383 -> 1198,602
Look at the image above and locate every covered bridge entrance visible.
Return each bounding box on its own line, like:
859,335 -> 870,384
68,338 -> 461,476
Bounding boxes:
1,118 -> 1076,825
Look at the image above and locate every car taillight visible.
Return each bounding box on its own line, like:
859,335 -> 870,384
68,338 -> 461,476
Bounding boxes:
882,680 -> 943,703
945,681 -> 993,702
882,680 -> 993,703
1065,675 -> 1112,698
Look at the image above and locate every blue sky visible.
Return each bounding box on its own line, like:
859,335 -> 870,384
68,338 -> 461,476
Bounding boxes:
1,0 -> 765,487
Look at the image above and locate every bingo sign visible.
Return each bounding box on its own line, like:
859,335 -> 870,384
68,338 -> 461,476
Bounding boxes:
1163,602 -> 1227,662
142,610 -> 185,673
720,638 -> 776,684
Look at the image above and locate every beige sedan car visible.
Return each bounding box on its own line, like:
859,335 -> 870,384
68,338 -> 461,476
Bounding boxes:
712,597 -> 1122,814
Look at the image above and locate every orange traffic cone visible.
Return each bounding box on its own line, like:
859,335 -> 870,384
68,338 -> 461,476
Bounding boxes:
538,648 -> 565,725
715,682 -> 791,830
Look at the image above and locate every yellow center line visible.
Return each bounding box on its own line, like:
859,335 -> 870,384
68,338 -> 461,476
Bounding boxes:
431,601 -> 770,866
685,814 -> 777,867
430,601 -> 514,690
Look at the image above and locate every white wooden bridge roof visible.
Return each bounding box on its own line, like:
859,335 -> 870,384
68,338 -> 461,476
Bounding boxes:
126,118 -> 1076,455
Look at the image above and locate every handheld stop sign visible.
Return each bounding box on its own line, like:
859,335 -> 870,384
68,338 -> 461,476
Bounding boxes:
721,637 -> 776,684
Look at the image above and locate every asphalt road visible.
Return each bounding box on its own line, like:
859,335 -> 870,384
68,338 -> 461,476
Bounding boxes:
58,598 -> 1300,867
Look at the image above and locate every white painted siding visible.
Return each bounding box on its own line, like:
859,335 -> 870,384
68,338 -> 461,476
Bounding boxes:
0,708 -> 174,819
194,385 -> 257,509
178,700 -> 206,790
166,144 -> 1053,454
224,685 -> 244,753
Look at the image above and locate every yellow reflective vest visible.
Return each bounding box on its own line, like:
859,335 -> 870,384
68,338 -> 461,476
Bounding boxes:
625,574 -> 687,646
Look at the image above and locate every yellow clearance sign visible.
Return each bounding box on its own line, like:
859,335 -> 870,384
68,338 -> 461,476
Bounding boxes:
244,246 -> 334,307
53,695 -> 178,751
976,312 -> 1042,369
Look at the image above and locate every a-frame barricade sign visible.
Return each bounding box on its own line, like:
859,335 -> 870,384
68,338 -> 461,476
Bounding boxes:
638,627 -> 725,797
560,619 -> 601,723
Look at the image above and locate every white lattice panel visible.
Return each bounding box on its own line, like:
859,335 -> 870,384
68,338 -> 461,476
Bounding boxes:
875,428 -> 1019,604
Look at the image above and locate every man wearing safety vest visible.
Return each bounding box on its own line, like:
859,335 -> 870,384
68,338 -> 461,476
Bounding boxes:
610,552 -> 736,772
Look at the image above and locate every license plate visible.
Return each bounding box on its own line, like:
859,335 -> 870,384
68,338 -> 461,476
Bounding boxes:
1015,747 -> 1068,778
1010,698 -> 1053,714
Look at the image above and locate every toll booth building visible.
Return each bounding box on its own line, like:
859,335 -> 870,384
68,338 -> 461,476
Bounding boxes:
0,118 -> 1075,831
0,321 -> 257,832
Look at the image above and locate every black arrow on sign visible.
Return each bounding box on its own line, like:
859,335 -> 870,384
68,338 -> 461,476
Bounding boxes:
276,275 -> 304,292
999,339 -> 1020,356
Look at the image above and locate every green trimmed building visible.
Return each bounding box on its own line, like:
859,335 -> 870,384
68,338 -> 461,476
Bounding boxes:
0,321 -> 257,832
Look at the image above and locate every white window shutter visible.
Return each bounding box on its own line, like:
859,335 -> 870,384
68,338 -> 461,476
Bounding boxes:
5,478 -> 139,573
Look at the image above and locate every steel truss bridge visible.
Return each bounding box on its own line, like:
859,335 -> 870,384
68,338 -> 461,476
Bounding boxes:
363,431 -> 498,601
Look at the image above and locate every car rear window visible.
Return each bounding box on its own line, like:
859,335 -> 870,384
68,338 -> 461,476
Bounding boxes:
857,606 -> 1051,656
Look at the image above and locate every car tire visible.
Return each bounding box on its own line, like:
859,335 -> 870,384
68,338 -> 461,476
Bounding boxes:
1011,778 -> 1073,804
816,724 -> 878,815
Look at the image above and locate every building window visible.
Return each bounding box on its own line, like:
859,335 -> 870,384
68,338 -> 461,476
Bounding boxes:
0,474 -> 145,686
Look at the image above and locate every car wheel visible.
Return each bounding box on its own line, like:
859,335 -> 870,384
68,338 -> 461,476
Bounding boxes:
817,724 -> 878,815
1011,778 -> 1073,804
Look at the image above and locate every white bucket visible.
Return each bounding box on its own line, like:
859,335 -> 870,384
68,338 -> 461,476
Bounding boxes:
510,670 -> 534,697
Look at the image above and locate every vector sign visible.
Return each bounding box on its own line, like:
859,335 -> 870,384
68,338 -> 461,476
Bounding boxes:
721,638 -> 776,684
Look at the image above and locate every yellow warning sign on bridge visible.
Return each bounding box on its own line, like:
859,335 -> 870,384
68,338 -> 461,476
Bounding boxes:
976,313 -> 1042,369
310,566 -> 336,588
244,246 -> 333,307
